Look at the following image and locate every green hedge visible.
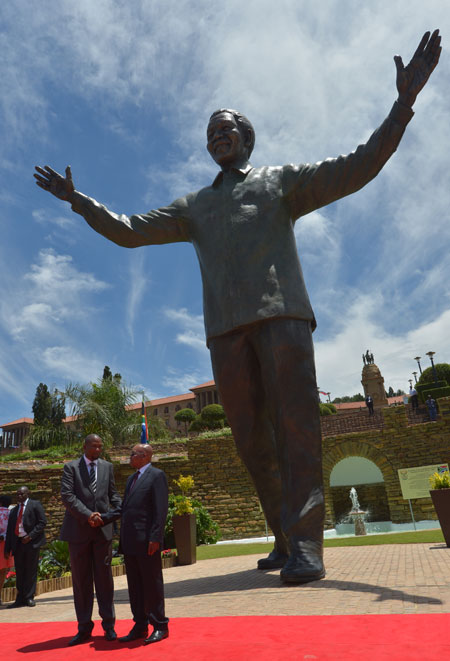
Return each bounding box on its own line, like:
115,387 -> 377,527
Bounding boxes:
422,386 -> 450,406
416,381 -> 447,403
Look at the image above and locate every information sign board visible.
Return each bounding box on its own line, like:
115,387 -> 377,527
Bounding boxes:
398,464 -> 449,500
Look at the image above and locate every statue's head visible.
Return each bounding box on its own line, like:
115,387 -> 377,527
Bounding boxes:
207,109 -> 255,168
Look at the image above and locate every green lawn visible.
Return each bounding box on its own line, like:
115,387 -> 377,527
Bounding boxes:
196,528 -> 444,561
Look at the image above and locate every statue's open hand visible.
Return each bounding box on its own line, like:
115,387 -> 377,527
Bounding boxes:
34,165 -> 75,202
394,29 -> 441,107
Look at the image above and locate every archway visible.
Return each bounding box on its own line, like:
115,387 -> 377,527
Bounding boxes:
323,440 -> 397,527
330,457 -> 390,523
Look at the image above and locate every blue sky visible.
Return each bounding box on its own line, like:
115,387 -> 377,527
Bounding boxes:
1,1 -> 449,424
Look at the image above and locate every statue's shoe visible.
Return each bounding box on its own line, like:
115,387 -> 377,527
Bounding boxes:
257,549 -> 289,570
280,541 -> 325,583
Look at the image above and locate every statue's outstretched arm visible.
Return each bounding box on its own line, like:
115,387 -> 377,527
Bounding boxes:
395,29 -> 441,107
34,165 -> 75,202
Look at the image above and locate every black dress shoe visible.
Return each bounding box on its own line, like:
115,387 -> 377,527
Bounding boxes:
67,631 -> 92,647
7,601 -> 24,609
104,628 -> 117,641
25,599 -> 36,607
143,629 -> 169,644
257,549 -> 289,570
118,627 -> 148,642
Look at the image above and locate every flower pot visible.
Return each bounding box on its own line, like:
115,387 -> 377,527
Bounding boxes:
430,489 -> 450,547
161,554 -> 177,569
173,513 -> 197,565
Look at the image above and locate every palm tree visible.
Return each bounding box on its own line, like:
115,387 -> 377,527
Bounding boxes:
64,375 -> 141,447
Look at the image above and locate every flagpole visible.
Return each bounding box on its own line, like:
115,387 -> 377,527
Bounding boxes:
140,392 -> 149,444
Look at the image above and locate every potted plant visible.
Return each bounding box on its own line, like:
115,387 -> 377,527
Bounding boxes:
429,470 -> 450,547
161,548 -> 177,569
172,474 -> 197,565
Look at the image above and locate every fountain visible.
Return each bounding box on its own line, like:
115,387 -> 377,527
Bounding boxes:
349,487 -> 367,536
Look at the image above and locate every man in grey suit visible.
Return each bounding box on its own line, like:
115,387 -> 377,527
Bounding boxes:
5,486 -> 47,608
60,434 -> 121,646
98,443 -> 169,645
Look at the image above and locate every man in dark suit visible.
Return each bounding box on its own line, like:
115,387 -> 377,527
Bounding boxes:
60,433 -> 121,646
98,443 -> 169,645
5,486 -> 46,608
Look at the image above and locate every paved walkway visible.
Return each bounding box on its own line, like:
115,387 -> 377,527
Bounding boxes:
1,543 -> 450,623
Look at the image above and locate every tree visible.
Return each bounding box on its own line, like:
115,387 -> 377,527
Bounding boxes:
200,404 -> 226,429
29,384 -> 68,449
332,393 -> 364,403
32,383 -> 52,425
175,408 -> 197,434
32,383 -> 66,426
188,415 -> 208,433
50,391 -> 66,425
417,363 -> 450,387
65,371 -> 140,447
147,416 -> 172,442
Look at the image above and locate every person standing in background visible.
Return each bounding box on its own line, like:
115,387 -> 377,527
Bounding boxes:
0,495 -> 15,605
5,487 -> 46,608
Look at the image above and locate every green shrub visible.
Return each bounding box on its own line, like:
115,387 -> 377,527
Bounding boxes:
319,402 -> 334,416
422,386 -> 450,406
416,380 -> 447,403
38,540 -> 71,580
189,416 -> 208,432
164,494 -> 220,547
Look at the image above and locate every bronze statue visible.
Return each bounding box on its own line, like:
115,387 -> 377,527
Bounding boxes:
34,31 -> 441,584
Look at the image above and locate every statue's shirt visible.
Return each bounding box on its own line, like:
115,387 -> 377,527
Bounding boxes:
72,102 -> 413,342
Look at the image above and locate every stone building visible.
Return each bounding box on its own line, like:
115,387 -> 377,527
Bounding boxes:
1,380 -> 221,448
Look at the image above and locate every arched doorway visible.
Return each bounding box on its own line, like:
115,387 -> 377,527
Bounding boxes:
329,456 -> 390,523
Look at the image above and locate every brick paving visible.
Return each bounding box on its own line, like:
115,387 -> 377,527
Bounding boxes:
1,543 -> 450,624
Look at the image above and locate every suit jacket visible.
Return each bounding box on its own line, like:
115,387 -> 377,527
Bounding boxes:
105,465 -> 168,555
5,499 -> 47,555
60,456 -> 121,543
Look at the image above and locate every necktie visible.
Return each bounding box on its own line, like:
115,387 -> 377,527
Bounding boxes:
15,504 -> 24,536
89,462 -> 97,492
128,471 -> 140,493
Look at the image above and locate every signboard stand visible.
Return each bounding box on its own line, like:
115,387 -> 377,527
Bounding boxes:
408,499 -> 417,530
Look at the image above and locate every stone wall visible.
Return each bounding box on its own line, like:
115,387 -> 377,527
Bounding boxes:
322,397 -> 450,528
1,397 -> 449,542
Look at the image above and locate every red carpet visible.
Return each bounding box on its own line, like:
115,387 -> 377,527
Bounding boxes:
1,615 -> 449,660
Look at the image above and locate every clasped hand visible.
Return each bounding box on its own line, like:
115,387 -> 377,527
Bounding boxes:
88,512 -> 104,528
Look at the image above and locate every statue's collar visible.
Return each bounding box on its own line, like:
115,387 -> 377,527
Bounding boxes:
212,163 -> 253,188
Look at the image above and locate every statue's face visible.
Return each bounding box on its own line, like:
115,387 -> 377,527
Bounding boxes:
207,112 -> 249,168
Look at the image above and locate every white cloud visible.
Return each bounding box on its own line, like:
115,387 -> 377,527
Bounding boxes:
41,346 -> 104,383
315,299 -> 450,399
6,249 -> 109,339
126,250 -> 148,345
164,308 -> 207,351
1,1 -> 449,422
162,308 -> 212,391
162,367 -> 209,394
32,208 -> 76,230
